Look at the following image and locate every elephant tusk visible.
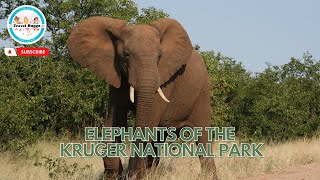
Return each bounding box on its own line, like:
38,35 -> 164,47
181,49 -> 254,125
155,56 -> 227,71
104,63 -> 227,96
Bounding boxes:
157,87 -> 170,103
130,86 -> 135,103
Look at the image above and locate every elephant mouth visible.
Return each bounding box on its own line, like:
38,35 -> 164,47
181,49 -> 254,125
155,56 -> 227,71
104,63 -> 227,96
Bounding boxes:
129,86 -> 169,103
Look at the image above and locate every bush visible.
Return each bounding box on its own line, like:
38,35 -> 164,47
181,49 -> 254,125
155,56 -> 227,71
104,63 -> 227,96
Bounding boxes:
0,54 -> 108,150
1,48 -> 319,150
204,51 -> 320,142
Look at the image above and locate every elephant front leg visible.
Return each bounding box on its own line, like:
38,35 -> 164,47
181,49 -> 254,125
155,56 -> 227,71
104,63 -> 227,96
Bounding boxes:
127,140 -> 148,179
146,129 -> 168,169
103,155 -> 123,179
127,128 -> 166,178
103,105 -> 128,179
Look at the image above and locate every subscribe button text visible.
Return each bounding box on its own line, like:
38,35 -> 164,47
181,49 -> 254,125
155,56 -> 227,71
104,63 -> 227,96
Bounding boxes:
14,48 -> 50,57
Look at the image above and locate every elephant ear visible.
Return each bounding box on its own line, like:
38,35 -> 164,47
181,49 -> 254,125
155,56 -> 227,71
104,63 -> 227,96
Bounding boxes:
151,18 -> 193,85
67,17 -> 126,88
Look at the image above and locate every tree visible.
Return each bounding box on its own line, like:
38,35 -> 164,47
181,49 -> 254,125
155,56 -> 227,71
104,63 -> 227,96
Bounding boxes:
135,7 -> 169,24
0,0 -> 170,151
0,0 -> 168,59
201,50 -> 251,127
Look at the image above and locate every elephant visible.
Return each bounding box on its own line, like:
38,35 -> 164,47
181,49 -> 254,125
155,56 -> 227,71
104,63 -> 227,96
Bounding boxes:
67,17 -> 218,179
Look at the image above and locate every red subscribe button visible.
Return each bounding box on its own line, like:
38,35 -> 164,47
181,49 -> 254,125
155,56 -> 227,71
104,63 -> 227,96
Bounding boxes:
16,48 -> 50,56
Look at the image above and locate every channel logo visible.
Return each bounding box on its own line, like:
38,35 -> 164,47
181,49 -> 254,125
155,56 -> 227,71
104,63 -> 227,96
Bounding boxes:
7,5 -> 47,44
5,5 -> 50,57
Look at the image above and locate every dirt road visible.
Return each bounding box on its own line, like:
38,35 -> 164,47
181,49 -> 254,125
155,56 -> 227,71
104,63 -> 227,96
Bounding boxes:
247,163 -> 320,180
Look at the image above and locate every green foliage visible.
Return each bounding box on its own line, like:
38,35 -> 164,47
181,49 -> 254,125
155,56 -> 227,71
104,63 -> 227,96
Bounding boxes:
1,48 -> 319,149
238,53 -> 320,141
204,51 -> 320,142
1,0 -> 319,150
34,156 -> 93,179
41,0 -> 139,58
0,0 -> 168,59
202,51 -> 251,127
0,55 -> 109,151
135,7 -> 169,24
0,0 -> 169,151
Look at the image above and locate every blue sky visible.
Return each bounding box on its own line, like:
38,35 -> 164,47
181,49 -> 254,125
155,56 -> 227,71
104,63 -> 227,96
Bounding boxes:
1,1 -> 319,72
136,0 -> 320,72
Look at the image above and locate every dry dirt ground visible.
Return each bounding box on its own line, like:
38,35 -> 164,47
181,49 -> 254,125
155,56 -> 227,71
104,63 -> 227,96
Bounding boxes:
246,163 -> 320,180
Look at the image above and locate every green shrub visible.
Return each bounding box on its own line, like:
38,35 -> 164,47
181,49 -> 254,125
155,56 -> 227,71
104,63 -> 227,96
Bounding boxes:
0,55 -> 108,150
204,51 -> 320,142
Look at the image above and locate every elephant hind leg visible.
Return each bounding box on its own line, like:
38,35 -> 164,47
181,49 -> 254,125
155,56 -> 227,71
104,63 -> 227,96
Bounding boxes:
196,137 -> 218,180
187,89 -> 219,180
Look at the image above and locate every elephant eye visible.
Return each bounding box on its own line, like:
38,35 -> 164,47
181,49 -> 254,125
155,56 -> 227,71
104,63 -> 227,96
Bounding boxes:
124,51 -> 130,59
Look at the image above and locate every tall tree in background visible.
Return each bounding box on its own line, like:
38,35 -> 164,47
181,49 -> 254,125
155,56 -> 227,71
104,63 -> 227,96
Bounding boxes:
0,0 -> 168,59
0,0 -> 169,150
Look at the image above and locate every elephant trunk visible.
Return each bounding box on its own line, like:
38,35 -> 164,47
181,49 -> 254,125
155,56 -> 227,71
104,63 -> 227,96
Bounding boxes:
133,58 -> 160,128
135,84 -> 157,127
129,58 -> 169,127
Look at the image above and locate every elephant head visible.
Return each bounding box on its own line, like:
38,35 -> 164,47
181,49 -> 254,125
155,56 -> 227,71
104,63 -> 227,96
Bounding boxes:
67,17 -> 193,127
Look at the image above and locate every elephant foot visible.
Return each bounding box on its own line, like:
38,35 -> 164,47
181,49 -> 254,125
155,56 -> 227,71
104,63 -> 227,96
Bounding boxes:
199,157 -> 219,180
103,169 -> 122,180
200,169 -> 218,180
128,169 -> 147,180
